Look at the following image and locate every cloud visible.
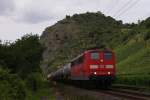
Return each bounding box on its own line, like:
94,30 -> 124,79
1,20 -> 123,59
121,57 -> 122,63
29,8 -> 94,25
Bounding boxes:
1,0 -> 150,41
0,0 -> 15,15
12,0 -> 65,24
17,10 -> 53,24
12,0 -> 105,24
1,0 -> 150,24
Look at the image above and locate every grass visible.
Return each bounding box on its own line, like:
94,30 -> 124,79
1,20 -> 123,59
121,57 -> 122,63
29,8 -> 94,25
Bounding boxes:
117,45 -> 150,74
115,41 -> 145,63
115,75 -> 150,87
115,39 -> 150,87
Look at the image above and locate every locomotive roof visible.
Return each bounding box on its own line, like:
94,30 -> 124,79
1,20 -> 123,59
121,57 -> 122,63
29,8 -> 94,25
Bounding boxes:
85,49 -> 112,53
70,49 -> 113,62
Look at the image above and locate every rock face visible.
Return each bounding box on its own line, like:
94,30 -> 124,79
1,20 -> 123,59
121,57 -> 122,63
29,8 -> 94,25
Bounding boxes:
40,20 -> 82,74
40,12 -> 123,74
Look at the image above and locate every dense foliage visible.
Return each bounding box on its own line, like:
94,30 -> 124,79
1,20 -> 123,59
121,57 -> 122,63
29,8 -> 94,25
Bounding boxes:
0,34 -> 44,99
0,68 -> 26,100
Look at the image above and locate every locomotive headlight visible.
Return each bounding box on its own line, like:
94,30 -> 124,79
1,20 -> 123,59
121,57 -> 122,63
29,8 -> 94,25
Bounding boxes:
100,59 -> 103,62
94,72 -> 97,75
90,65 -> 98,69
105,65 -> 113,68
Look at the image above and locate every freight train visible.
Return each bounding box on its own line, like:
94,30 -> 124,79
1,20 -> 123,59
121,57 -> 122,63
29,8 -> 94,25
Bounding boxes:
47,48 -> 116,88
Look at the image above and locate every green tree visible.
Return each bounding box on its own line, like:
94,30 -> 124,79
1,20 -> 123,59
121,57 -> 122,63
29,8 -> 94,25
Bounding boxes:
0,68 -> 26,100
1,34 -> 44,78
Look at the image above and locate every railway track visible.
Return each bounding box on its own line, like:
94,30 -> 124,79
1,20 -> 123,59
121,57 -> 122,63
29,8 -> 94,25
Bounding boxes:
54,82 -> 150,100
70,84 -> 150,100
112,84 -> 150,91
101,88 -> 150,100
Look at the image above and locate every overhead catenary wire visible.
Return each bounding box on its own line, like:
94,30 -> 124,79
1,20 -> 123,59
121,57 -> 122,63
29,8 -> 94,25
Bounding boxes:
113,0 -> 133,17
115,0 -> 140,18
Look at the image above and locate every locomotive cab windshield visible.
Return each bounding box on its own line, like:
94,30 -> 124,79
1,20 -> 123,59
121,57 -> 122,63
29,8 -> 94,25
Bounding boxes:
104,52 -> 112,60
91,52 -> 99,60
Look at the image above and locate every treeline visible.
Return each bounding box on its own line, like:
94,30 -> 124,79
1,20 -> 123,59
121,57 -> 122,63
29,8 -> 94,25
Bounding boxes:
0,34 -> 44,100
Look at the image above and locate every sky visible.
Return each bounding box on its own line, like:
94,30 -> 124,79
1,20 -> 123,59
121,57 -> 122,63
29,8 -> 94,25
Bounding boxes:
0,0 -> 150,41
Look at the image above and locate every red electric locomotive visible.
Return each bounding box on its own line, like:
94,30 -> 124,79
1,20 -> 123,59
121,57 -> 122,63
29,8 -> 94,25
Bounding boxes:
48,48 -> 116,87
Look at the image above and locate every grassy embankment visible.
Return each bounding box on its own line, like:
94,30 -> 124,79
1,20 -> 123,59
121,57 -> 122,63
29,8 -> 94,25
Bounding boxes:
115,38 -> 150,88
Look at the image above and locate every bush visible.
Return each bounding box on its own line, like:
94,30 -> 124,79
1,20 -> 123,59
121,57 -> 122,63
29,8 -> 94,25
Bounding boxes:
25,72 -> 43,92
0,68 -> 26,100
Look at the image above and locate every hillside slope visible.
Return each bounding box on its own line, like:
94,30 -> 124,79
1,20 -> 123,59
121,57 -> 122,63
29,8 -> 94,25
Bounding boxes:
40,12 -> 150,87
41,12 -> 123,73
